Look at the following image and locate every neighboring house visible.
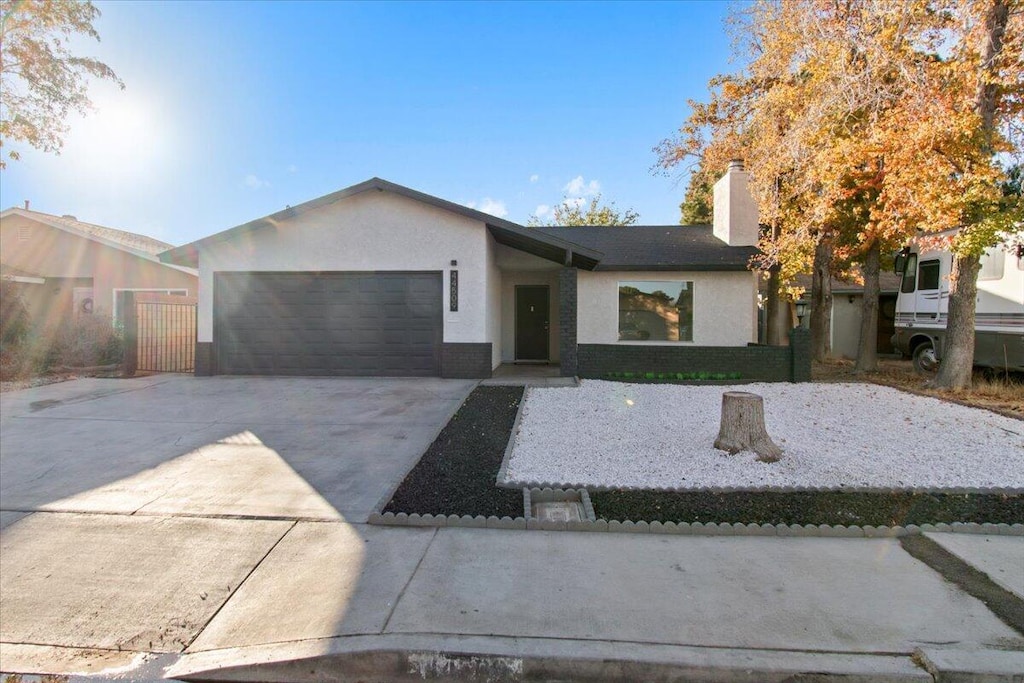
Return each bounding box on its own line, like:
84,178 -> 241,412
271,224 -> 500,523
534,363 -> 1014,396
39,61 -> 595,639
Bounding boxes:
160,163 -> 798,380
791,272 -> 903,359
0,208 -> 198,331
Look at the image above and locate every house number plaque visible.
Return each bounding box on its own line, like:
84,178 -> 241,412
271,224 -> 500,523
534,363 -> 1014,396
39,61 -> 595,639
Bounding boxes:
450,270 -> 458,311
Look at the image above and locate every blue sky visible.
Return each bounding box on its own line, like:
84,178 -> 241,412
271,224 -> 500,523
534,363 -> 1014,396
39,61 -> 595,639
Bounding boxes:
1,1 -> 734,246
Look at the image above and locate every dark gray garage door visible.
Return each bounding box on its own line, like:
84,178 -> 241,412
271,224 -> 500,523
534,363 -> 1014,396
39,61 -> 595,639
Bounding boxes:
214,271 -> 442,376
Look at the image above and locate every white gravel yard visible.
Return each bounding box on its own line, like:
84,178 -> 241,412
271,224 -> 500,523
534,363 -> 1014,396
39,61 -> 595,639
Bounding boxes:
502,380 -> 1024,491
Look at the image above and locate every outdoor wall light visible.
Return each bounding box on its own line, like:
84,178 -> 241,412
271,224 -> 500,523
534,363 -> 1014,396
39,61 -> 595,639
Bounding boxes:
795,301 -> 808,325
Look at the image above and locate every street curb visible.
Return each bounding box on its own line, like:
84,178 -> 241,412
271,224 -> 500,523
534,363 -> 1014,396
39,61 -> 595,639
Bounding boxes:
164,633 -> 930,682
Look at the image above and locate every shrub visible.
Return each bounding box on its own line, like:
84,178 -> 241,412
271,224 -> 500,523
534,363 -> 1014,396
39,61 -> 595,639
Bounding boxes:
0,281 -> 31,347
50,315 -> 124,367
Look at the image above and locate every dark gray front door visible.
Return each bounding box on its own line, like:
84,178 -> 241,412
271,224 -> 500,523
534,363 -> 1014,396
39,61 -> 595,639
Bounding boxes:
515,285 -> 549,361
214,271 -> 442,376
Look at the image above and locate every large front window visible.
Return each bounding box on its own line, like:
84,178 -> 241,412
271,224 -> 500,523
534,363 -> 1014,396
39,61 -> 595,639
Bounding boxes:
618,280 -> 693,342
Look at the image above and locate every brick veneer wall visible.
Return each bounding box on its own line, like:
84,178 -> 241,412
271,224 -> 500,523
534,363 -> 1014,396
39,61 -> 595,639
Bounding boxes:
789,327 -> 811,382
195,342 -> 215,376
441,342 -> 493,379
577,327 -> 812,382
558,267 -> 578,377
196,341 -> 493,379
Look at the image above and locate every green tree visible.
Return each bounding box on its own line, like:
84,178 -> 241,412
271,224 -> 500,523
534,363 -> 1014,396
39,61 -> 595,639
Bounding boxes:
679,162 -> 714,224
0,0 -> 123,168
528,194 -> 639,227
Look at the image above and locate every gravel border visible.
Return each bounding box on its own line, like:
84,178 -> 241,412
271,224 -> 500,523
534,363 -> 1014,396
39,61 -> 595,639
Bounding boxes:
370,383 -> 1024,533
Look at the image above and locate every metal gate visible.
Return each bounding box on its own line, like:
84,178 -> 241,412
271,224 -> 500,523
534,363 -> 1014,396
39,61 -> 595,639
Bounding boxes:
121,291 -> 198,374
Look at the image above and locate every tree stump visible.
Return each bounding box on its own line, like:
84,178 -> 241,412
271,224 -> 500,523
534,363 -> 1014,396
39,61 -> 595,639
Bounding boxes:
713,391 -> 783,463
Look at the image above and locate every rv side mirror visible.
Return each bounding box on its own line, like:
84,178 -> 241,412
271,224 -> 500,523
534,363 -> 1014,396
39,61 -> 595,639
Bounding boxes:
894,250 -> 907,275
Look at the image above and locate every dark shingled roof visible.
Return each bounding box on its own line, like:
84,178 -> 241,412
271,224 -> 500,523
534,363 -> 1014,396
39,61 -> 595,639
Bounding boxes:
788,271 -> 903,295
535,225 -> 758,271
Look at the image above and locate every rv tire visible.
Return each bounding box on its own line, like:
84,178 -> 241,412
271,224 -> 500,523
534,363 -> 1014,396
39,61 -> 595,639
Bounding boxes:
912,340 -> 939,376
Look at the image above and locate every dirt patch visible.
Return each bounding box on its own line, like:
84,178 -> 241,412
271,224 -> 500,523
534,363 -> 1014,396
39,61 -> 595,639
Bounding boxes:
383,386 -> 525,519
813,358 -> 1023,420
0,373 -> 80,394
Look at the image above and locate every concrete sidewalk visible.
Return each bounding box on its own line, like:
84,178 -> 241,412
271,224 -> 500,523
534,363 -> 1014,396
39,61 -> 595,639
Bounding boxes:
1,376 -> 1022,681
2,512 -> 1022,681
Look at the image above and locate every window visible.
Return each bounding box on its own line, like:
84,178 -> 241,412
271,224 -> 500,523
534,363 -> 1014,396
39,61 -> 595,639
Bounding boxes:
979,245 -> 1005,281
18,226 -> 30,241
618,281 -> 693,342
900,254 -> 918,293
918,259 -> 940,291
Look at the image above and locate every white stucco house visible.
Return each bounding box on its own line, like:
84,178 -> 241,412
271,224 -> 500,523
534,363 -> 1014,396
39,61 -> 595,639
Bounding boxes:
161,162 -> 810,381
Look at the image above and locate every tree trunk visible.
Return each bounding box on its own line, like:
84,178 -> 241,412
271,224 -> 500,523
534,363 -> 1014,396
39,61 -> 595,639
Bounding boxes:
933,253 -> 981,389
933,0 -> 1007,389
765,265 -> 787,346
714,391 -> 783,463
854,241 -> 880,373
810,234 -> 833,362
765,219 -> 788,347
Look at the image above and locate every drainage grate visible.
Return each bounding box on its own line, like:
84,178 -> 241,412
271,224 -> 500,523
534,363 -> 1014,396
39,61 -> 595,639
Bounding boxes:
532,500 -> 584,522
523,488 -> 596,524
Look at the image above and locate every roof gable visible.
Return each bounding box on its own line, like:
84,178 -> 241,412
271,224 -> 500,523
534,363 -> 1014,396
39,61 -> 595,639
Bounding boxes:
159,178 -> 604,270
0,208 -> 196,277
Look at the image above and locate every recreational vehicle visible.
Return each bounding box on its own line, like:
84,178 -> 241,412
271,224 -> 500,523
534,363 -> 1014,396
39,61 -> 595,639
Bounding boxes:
892,232 -> 1024,374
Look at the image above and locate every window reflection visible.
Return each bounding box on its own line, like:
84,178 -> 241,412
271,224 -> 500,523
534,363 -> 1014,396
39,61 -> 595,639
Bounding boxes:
618,281 -> 694,342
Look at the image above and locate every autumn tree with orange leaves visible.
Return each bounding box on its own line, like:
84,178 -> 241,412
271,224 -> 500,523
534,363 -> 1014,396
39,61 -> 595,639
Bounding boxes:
0,0 -> 122,168
660,0 -> 1022,386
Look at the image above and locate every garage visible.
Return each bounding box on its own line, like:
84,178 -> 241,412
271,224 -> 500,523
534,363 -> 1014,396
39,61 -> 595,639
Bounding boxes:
214,271 -> 442,376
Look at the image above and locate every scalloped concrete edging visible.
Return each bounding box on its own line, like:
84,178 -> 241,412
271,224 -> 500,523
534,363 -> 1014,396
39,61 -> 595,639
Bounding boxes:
499,479 -> 1024,495
365,511 -> 1023,537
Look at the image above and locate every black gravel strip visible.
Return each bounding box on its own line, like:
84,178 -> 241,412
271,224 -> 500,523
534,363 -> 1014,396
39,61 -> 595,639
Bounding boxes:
383,386 -> 524,518
901,535 -> 1024,635
589,490 -> 1024,526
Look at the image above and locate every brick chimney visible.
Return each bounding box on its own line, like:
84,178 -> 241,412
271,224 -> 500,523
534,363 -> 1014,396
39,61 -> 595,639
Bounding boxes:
713,160 -> 759,247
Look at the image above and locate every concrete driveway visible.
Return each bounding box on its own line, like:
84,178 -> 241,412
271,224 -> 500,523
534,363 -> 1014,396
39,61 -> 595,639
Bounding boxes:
0,374 -> 476,522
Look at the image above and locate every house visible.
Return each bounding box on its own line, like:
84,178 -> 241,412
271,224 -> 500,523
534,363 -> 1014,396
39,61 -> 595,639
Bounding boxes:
160,163 -> 810,381
791,272 -> 902,359
0,207 -> 198,331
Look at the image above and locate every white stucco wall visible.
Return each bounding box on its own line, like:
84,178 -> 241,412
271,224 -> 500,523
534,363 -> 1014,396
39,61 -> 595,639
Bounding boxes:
576,270 -> 757,346
831,295 -> 862,360
196,191 -> 489,343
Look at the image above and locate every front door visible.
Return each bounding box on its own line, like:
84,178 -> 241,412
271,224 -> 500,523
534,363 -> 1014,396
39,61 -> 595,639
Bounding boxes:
515,285 -> 549,362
